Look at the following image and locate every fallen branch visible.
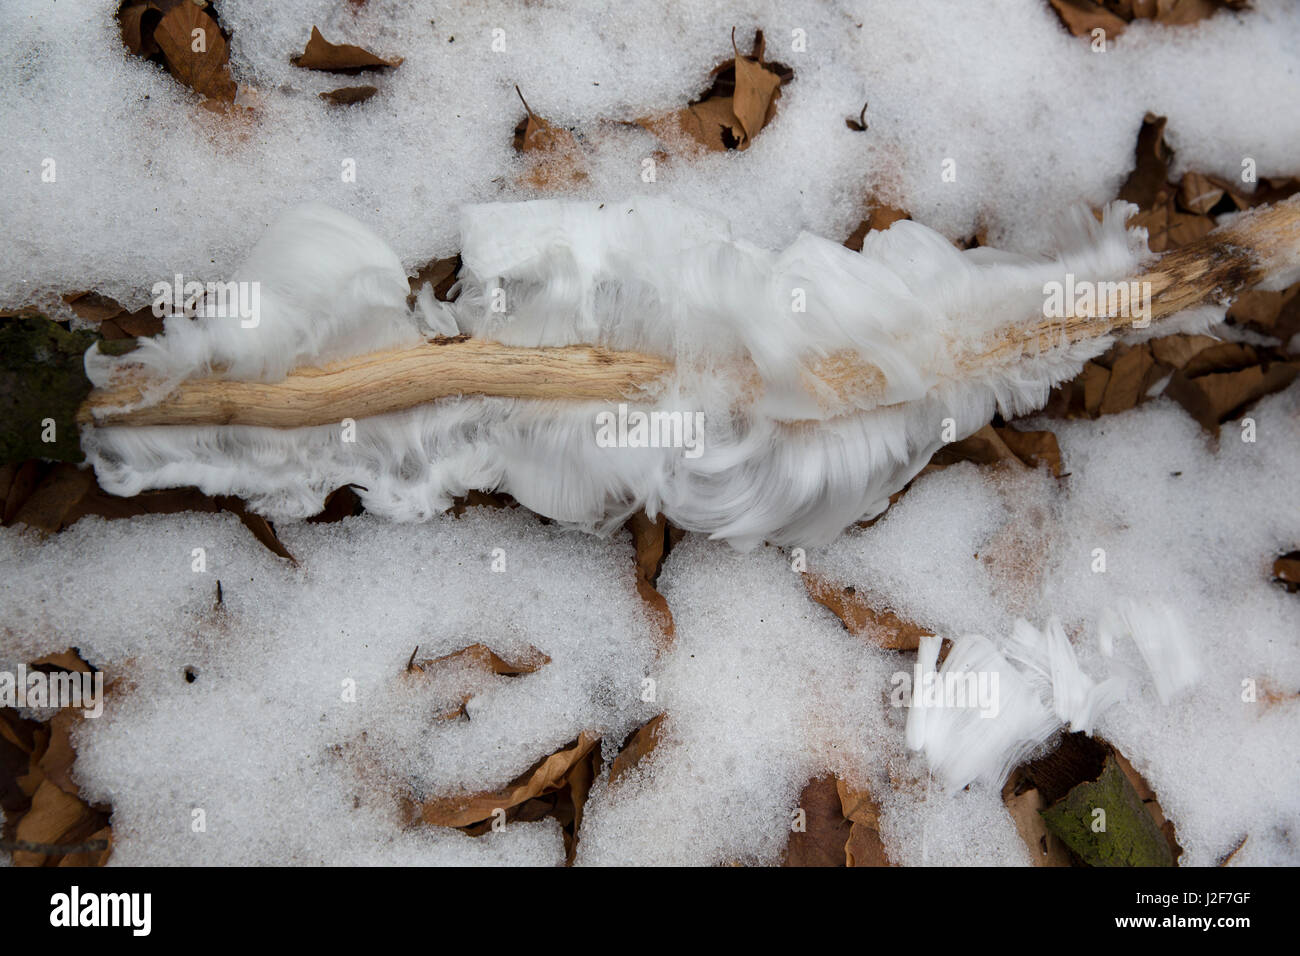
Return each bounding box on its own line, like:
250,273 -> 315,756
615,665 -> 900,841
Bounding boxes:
79,197 -> 1300,429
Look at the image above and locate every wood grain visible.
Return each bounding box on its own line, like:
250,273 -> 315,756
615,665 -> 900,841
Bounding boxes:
80,197 -> 1300,428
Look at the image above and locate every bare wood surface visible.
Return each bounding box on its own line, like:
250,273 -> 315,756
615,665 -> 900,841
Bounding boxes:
81,337 -> 673,428
81,197 -> 1300,428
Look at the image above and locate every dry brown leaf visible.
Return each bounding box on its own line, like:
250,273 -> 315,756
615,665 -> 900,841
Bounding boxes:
12,779 -> 98,866
1131,195 -> 1214,253
932,423 -> 1024,469
1154,0 -> 1227,25
1178,171 -> 1225,215
837,779 -> 891,867
731,46 -> 782,143
118,1 -> 187,59
650,96 -> 740,152
627,511 -> 675,645
1165,362 -> 1299,436
56,826 -> 113,868
1052,0 -> 1232,35
562,743 -> 601,864
449,489 -> 517,517
408,254 -> 461,305
420,732 -> 599,827
1048,0 -> 1129,36
843,203 -> 910,251
119,4 -> 159,58
1202,172 -> 1260,211
11,464 -> 95,534
412,642 -> 551,678
217,497 -> 297,563
306,484 -> 363,523
1080,360 -> 1110,416
415,639 -> 552,721
1119,114 -> 1170,209
636,29 -> 789,154
154,4 -> 237,102
1149,333 -> 1218,370
292,26 -> 402,73
29,649 -> 92,675
1181,342 -> 1257,377
36,709 -> 81,797
1228,283 -> 1300,340
932,422 -> 1062,476
61,291 -> 129,324
608,713 -> 667,785
804,575 -> 931,651
320,85 -> 378,106
1001,771 -> 1073,866
2,460 -> 44,524
782,774 -> 850,867
845,101 -> 868,132
1098,343 -> 1155,415
512,86 -> 586,189
996,427 -> 1064,477
1215,834 -> 1248,867
1274,552 -> 1300,592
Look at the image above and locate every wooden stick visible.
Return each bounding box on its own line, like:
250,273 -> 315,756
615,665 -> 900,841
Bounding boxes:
79,337 -> 673,428
80,197 -> 1300,429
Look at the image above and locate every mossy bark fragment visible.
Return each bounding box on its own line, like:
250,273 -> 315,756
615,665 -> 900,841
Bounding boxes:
0,314 -> 134,465
1040,755 -> 1175,867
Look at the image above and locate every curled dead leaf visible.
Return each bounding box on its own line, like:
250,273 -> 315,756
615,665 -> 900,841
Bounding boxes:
1273,551 -> 1300,593
1165,361 -> 1299,436
1119,114 -> 1171,210
292,26 -> 402,73
626,511 -> 676,646
782,774 -> 851,867
10,464 -> 95,534
804,576 -> 931,651
837,778 -> 891,867
419,732 -> 599,828
1131,195 -> 1214,253
1178,171 -> 1225,215
608,713 -> 667,785
1098,343 -> 1157,415
216,497 -> 297,563
636,29 -> 790,154
411,642 -> 552,678
1001,770 -> 1073,866
153,3 -> 237,103
1047,0 -> 1129,37
320,85 -> 379,106
410,642 -> 551,721
843,203 -> 910,252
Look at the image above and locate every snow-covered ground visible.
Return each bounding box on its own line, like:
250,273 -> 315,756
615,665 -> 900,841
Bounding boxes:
2,391 -> 1298,865
1,0 -> 1298,866
3,0 -> 1299,305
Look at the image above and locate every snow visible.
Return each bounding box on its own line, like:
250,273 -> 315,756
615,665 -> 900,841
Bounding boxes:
1,0 -> 1298,867
812,388 -> 1300,866
3,0 -> 1299,309
0,508 -> 658,864
6,390 -> 1299,865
